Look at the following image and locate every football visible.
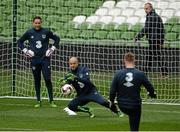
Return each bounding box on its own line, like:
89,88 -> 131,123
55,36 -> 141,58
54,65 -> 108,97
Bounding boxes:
61,84 -> 73,95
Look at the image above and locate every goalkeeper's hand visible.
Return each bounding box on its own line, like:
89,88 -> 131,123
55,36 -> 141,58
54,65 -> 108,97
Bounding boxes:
57,78 -> 68,88
22,48 -> 34,58
147,92 -> 157,99
46,46 -> 56,57
65,73 -> 76,81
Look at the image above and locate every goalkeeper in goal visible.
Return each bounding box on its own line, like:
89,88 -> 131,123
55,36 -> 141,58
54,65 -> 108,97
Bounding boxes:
58,57 -> 124,118
17,16 -> 60,108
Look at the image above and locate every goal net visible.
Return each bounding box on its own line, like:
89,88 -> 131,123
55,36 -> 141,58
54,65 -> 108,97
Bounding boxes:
0,0 -> 179,104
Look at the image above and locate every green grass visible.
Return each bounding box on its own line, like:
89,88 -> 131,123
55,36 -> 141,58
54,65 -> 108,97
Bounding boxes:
0,98 -> 180,131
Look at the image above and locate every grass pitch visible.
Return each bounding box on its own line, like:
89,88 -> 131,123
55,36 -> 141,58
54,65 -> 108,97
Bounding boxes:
0,98 -> 180,131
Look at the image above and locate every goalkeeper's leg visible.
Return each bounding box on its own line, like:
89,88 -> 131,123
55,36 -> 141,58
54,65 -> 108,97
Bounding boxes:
91,93 -> 124,117
32,65 -> 42,108
68,98 -> 95,118
42,61 -> 57,108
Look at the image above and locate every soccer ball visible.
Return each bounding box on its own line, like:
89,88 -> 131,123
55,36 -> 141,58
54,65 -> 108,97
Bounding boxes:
61,84 -> 73,95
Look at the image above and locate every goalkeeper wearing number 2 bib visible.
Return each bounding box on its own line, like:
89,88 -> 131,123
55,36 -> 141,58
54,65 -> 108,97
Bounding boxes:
17,16 -> 60,108
58,57 -> 124,118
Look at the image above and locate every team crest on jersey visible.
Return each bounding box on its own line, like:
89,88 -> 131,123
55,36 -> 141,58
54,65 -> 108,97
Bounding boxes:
42,34 -> 46,39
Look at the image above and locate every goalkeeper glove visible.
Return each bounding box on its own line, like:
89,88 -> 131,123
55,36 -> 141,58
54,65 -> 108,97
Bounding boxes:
65,73 -> 76,81
57,78 -> 68,88
22,48 -> 34,58
46,46 -> 56,57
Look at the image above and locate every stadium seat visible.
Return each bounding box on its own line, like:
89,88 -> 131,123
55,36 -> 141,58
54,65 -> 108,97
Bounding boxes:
79,30 -> 94,39
139,17 -> 146,24
164,24 -> 173,33
102,0 -> 116,8
29,7 -> 43,14
134,8 -> 146,17
85,15 -> 100,24
50,22 -> 64,32
81,8 -> 95,16
121,7 -> 135,17
161,16 -> 168,23
161,9 -> 175,19
1,29 -> 12,37
126,16 -> 140,25
78,22 -> 90,30
107,7 -> 122,16
89,0 -> 103,8
177,34 -> 180,41
98,15 -> 113,25
175,10 -> 180,17
154,1 -> 169,9
90,23 -> 103,31
46,15 -> 59,22
112,16 -> 127,25
165,17 -> 179,25
93,31 -> 108,40
66,30 -> 81,39
116,23 -> 129,32
130,23 -> 143,32
165,32 -> 177,41
129,1 -> 143,9
171,24 -> 180,33
63,22 -> 76,31
17,29 -> 26,37
121,31 -> 135,40
95,7 -> 109,16
68,7 -> 82,16
115,1 -> 129,9
56,30 -> 67,39
58,15 -> 73,23
168,2 -> 180,10
26,0 -> 39,7
51,0 -> 64,8
103,23 -> 116,31
43,7 -> 57,15
64,0 -> 78,7
39,0 -> 52,7
56,7 -> 69,15
76,0 -> 90,8
73,15 -> 86,27
107,31 -> 122,40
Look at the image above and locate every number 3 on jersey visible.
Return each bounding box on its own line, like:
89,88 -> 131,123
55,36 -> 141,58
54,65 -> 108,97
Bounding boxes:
36,41 -> 42,49
123,72 -> 134,87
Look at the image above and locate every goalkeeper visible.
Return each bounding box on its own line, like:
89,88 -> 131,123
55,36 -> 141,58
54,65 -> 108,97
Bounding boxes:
109,52 -> 157,131
59,57 -> 124,118
17,16 -> 60,108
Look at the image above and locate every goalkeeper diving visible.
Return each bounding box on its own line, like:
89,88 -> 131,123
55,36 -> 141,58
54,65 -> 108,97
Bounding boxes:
58,56 -> 124,118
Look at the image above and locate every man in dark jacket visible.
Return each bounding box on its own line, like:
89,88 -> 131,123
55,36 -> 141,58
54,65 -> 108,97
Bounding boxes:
135,2 -> 168,76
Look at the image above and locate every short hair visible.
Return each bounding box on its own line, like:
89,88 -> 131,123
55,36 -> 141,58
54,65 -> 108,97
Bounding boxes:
124,52 -> 135,62
145,2 -> 153,9
33,16 -> 42,22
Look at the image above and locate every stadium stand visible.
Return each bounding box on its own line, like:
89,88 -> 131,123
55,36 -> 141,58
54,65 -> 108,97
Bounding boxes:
0,0 -> 179,45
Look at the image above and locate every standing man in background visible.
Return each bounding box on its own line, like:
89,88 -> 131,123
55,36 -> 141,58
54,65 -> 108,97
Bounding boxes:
109,52 -> 156,131
18,16 -> 60,108
135,2 -> 168,77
